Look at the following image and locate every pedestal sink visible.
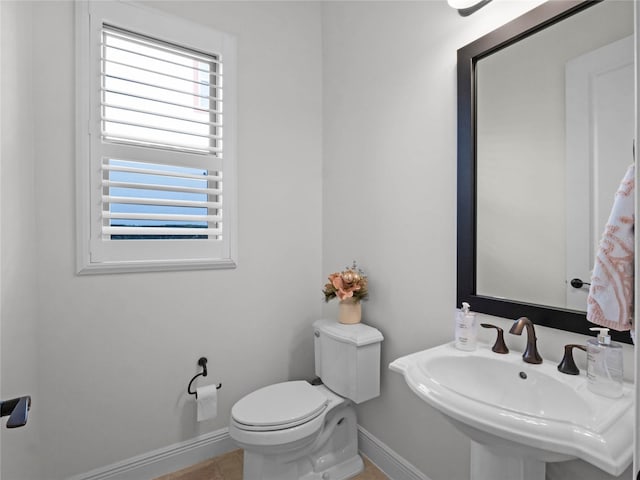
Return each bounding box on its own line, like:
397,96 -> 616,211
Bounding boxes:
389,342 -> 632,480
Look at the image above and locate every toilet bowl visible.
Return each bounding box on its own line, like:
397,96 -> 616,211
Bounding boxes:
229,319 -> 384,480
230,381 -> 362,480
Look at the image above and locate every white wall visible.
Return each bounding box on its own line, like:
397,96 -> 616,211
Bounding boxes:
1,1 -> 636,479
0,2 -> 41,479
321,1 -> 632,479
2,1 -> 323,478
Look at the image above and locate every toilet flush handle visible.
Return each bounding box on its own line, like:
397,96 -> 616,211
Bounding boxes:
1,395 -> 31,429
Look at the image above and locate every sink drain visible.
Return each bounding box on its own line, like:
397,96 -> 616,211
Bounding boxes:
519,372 -> 527,379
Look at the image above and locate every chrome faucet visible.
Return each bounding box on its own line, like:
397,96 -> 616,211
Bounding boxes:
509,317 -> 542,364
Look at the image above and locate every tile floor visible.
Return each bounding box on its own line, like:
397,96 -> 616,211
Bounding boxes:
154,449 -> 389,480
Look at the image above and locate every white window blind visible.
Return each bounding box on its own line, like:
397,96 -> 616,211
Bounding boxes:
101,27 -> 222,155
101,27 -> 223,240
77,0 -> 237,273
102,159 -> 223,239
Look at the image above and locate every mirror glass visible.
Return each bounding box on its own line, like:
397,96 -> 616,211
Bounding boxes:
476,0 -> 633,311
457,0 -> 634,342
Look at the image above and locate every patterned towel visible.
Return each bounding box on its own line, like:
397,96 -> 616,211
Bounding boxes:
587,164 -> 635,332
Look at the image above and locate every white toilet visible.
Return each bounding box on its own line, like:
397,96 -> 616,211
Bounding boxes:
229,318 -> 384,480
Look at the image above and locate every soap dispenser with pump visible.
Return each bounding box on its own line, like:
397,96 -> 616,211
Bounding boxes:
586,327 -> 623,398
455,302 -> 477,351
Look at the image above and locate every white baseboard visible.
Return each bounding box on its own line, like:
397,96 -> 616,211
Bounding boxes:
67,425 -> 429,480
358,426 -> 432,480
67,428 -> 236,480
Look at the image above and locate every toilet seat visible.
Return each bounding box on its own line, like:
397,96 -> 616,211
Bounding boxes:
231,381 -> 329,432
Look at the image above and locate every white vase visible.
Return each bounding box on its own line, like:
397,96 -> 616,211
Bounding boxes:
338,298 -> 362,324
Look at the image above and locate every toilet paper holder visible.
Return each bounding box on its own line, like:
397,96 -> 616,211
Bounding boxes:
187,357 -> 222,398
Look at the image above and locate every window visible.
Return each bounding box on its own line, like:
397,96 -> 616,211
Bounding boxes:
76,1 -> 236,273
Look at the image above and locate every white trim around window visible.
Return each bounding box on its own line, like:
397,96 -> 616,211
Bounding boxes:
76,0 -> 237,274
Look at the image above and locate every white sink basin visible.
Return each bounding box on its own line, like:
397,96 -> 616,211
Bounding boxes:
389,342 -> 633,477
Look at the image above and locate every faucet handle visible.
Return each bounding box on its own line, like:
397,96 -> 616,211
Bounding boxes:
480,323 -> 509,354
557,344 -> 587,375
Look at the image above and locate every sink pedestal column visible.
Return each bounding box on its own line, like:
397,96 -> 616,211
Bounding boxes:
470,441 -> 545,480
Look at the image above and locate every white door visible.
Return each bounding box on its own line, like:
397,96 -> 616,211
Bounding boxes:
565,35 -> 634,311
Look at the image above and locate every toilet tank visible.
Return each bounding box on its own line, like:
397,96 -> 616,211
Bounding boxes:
313,318 -> 384,404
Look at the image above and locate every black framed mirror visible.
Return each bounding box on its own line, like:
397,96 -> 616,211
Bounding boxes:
457,0 -> 634,344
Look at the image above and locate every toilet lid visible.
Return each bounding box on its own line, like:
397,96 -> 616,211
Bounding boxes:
232,381 -> 328,430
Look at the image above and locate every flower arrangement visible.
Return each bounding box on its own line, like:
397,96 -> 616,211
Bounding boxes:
323,261 -> 368,303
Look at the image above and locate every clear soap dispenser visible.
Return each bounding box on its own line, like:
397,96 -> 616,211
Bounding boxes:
455,302 -> 477,351
586,327 -> 623,398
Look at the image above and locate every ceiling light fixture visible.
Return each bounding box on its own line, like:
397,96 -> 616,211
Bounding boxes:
448,0 -> 493,17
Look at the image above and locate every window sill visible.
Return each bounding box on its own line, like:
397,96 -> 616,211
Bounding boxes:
76,258 -> 237,275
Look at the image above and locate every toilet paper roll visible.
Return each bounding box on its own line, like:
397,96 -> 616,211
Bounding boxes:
196,384 -> 218,422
